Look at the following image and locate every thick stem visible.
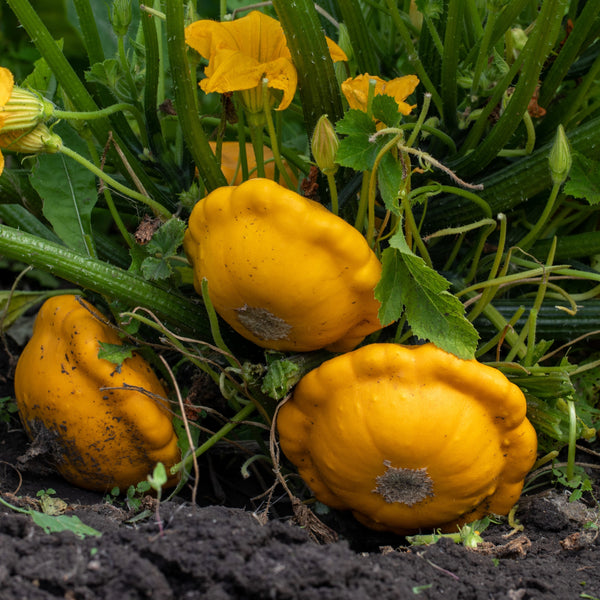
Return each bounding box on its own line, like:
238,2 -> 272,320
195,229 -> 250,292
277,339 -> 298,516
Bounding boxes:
453,0 -> 569,177
164,0 -> 227,191
272,0 -> 344,135
0,224 -> 212,340
334,0 -> 379,74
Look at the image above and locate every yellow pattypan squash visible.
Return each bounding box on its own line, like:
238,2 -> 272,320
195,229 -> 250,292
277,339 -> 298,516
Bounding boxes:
14,295 -> 181,492
277,343 -> 538,534
210,141 -> 297,187
183,178 -> 383,352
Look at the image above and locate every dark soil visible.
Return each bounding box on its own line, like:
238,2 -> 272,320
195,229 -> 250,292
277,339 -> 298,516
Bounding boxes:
2,344 -> 600,599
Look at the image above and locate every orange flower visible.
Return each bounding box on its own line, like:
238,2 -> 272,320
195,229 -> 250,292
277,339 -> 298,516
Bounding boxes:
185,11 -> 347,114
341,73 -> 420,115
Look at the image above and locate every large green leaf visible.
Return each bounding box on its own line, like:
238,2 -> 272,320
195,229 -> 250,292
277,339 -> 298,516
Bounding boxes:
376,229 -> 479,359
30,123 -> 98,256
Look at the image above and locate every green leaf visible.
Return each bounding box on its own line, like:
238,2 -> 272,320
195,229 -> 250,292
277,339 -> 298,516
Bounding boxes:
375,230 -> 479,359
97,342 -> 134,366
415,0 -> 443,19
135,218 -> 187,281
23,45 -> 61,95
30,124 -> 98,256
148,462 -> 168,493
372,94 -> 402,128
141,256 -> 173,280
30,512 -> 102,539
564,153 -> 600,205
0,291 -> 48,332
376,248 -> 406,326
335,109 -> 381,171
377,152 -> 404,214
336,109 -> 375,137
261,355 -> 302,400
146,218 -> 186,256
85,59 -> 125,94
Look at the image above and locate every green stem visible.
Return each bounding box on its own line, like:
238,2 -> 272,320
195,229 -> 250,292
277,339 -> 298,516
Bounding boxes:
334,0 -> 379,73
467,214 -> 507,322
475,305 -> 525,359
464,220 -> 497,284
171,401 -> 256,476
52,103 -> 140,121
440,0 -> 460,132
118,34 -> 139,104
470,9 -> 497,97
262,80 -> 295,189
406,92 -> 432,148
456,264 -> 568,297
272,0 -> 344,134
423,113 -> 600,231
248,124 -> 266,179
523,237 -> 557,366
516,182 -> 562,252
566,399 -> 577,482
453,0 -> 569,177
562,50 -> 600,130
58,144 -> 171,219
53,104 -> 148,147
384,0 -> 443,117
538,0 -> 600,107
326,172 -> 339,215
164,0 -> 227,191
139,4 -> 167,159
401,191 -> 433,267
355,171 -> 371,232
200,278 -> 235,366
0,224 -> 212,339
72,0 -> 105,63
85,140 -> 133,248
236,105 -> 250,181
0,495 -> 30,515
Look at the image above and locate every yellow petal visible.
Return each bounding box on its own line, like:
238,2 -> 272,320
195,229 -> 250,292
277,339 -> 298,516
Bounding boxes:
262,56 -> 298,111
385,75 -> 420,113
0,149 -> 4,175
342,73 -> 419,114
186,11 -> 288,63
200,49 -> 264,94
0,67 -> 15,108
199,47 -> 297,111
325,38 -> 348,63
341,74 -> 381,111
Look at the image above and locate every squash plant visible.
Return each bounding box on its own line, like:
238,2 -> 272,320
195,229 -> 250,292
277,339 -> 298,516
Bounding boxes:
1,0 -> 600,530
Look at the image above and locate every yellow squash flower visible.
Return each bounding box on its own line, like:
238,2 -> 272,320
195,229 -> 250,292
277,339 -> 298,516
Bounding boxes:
0,123 -> 62,173
342,73 -> 420,115
0,66 -> 53,174
185,11 -> 347,114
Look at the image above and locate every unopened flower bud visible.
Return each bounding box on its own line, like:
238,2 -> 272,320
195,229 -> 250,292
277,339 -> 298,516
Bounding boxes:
311,114 -> 339,176
0,123 -> 62,155
548,125 -> 571,185
0,86 -> 54,132
510,27 -> 528,53
110,0 -> 132,37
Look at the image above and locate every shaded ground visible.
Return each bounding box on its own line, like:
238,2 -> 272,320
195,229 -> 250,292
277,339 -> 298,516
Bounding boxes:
2,344 -> 600,599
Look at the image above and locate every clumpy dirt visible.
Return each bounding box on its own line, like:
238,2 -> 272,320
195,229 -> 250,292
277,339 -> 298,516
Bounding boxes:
2,349 -> 600,599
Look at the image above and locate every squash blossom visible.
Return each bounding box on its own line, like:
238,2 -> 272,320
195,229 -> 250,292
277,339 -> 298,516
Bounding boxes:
0,123 -> 62,163
0,66 -> 54,174
185,11 -> 347,116
342,73 -> 420,115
